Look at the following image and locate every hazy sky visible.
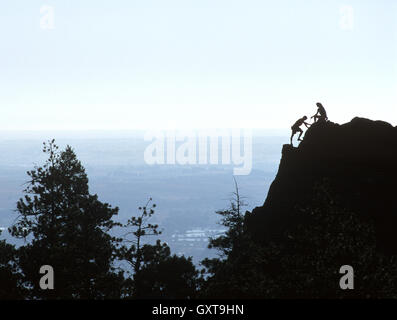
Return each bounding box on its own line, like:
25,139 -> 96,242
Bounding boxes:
0,0 -> 396,130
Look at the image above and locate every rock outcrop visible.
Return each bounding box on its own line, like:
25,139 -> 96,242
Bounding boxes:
247,117 -> 397,252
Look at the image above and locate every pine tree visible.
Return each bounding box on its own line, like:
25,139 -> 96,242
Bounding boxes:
10,140 -> 123,299
117,199 -> 199,298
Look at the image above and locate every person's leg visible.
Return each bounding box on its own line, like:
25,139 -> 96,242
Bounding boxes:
290,127 -> 297,144
297,128 -> 303,141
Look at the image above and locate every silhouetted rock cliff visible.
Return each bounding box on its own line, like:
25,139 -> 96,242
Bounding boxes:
247,117 -> 397,252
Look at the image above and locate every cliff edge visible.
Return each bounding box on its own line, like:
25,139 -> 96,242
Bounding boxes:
247,117 -> 397,252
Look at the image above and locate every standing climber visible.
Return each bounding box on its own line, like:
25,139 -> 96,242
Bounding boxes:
290,116 -> 311,144
311,102 -> 328,123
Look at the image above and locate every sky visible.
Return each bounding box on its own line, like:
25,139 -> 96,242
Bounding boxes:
0,0 -> 396,131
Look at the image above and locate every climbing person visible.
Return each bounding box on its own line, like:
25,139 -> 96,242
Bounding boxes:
290,116 -> 310,144
311,102 -> 328,123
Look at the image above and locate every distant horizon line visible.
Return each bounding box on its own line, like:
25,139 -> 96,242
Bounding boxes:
0,128 -> 290,140
0,128 -> 287,131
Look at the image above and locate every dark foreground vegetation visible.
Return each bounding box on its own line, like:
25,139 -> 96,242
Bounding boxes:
1,118 -> 397,299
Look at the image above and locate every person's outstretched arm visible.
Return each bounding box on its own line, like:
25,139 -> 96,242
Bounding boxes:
311,110 -> 319,118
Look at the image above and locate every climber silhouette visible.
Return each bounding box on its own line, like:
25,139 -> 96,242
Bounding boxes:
290,116 -> 310,144
311,102 -> 328,123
